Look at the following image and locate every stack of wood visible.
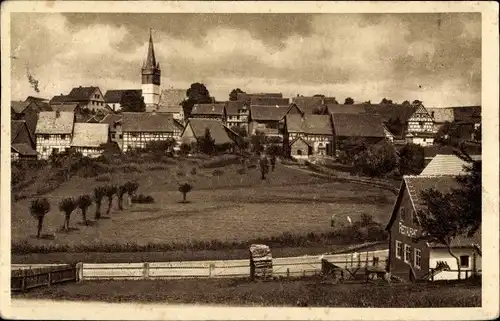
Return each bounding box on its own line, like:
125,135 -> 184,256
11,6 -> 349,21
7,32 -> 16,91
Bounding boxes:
249,244 -> 273,280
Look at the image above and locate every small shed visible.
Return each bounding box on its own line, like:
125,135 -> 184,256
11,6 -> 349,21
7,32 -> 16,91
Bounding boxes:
249,244 -> 273,280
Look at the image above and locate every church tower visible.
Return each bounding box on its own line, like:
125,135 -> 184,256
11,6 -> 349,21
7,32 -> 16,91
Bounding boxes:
142,29 -> 161,111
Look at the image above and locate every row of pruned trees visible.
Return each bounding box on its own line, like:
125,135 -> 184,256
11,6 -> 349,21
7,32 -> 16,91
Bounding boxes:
29,181 -> 139,238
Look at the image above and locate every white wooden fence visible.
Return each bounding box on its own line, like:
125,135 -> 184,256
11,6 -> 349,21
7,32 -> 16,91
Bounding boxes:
77,250 -> 389,281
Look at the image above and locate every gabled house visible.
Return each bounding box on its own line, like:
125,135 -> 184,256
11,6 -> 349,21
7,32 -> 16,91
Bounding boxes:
121,112 -> 182,152
285,114 -> 334,158
427,108 -> 455,132
225,101 -> 249,130
190,103 -> 226,122
236,92 -> 283,102
51,86 -> 110,113
331,113 -> 386,155
250,96 -> 290,106
386,175 -> 481,281
35,111 -> 75,159
420,153 -> 481,176
104,89 -> 143,112
181,118 -> 240,151
100,114 -> 123,148
71,123 -> 110,158
291,96 -> 324,115
248,104 -> 301,138
325,103 -> 369,115
405,105 -> 435,146
157,88 -> 186,122
11,120 -> 38,161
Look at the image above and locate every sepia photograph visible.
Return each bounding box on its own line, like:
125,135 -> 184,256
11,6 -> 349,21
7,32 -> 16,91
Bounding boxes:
1,1 -> 498,320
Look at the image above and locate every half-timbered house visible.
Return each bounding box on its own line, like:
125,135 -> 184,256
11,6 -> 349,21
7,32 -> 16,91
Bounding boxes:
35,111 -> 75,159
71,123 -> 110,158
190,103 -> 226,122
11,120 -> 38,161
248,104 -> 301,139
121,112 -> 181,152
285,114 -> 334,158
225,101 -> 249,130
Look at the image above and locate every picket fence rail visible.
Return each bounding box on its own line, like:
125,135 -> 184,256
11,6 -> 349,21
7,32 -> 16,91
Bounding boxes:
11,264 -> 76,292
77,249 -> 389,281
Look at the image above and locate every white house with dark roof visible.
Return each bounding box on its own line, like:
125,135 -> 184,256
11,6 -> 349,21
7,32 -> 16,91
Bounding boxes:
51,86 -> 110,113
35,111 -> 76,159
248,104 -> 301,138
100,114 -> 123,149
121,112 -> 182,152
285,114 -> 334,158
225,101 -> 249,130
404,105 -> 436,146
71,123 -> 110,158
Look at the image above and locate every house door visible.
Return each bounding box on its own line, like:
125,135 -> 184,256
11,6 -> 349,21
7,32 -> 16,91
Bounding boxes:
307,146 -> 313,156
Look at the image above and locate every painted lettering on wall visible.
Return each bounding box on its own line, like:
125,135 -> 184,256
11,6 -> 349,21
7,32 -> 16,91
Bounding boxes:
399,222 -> 418,238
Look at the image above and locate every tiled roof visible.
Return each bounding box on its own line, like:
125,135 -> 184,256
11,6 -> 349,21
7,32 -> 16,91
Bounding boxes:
51,103 -> 81,112
185,118 -> 234,145
250,97 -> 290,106
326,104 -> 368,114
11,143 -> 38,156
50,95 -> 73,104
237,92 -> 283,101
11,121 -> 25,144
157,89 -> 186,113
365,104 -> 418,123
332,113 -> 385,138
71,123 -> 109,147
104,89 -> 142,104
286,114 -> 333,135
225,101 -> 248,115
11,101 -> 28,114
191,103 -> 226,116
427,108 -> 455,123
68,86 -> 99,100
250,105 -> 290,121
25,96 -> 49,103
404,175 -> 481,248
291,96 -> 324,114
121,112 -> 175,132
35,111 -> 75,134
420,154 -> 479,176
100,114 -> 122,125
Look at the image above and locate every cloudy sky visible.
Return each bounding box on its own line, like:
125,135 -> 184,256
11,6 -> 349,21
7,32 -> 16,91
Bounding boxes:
11,12 -> 480,107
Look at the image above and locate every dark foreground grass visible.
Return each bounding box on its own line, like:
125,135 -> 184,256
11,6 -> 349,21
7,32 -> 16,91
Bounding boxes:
14,277 -> 481,307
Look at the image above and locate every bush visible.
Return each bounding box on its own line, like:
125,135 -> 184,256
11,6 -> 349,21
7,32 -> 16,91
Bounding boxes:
248,164 -> 257,169
236,168 -> 246,175
177,170 -> 186,177
212,169 -> 224,176
95,174 -> 111,182
353,141 -> 399,177
398,143 -> 425,175
190,167 -> 197,175
201,154 -> 241,168
131,194 -> 155,204
36,180 -> 61,195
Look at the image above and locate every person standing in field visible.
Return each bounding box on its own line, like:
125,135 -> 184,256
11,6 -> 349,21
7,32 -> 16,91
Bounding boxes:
270,154 -> 276,172
259,153 -> 269,180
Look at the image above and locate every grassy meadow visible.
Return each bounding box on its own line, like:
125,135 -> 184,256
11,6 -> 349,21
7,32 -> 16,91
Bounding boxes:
11,158 -> 396,258
13,277 -> 481,307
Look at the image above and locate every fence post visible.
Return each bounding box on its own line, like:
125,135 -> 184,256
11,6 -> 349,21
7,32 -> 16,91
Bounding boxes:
47,271 -> 52,286
76,262 -> 83,282
143,262 -> 150,280
21,270 -> 27,292
431,268 -> 434,281
287,268 -> 290,278
466,270 -> 469,279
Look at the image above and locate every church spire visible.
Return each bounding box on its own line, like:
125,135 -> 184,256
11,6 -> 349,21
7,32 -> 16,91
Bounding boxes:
144,28 -> 157,69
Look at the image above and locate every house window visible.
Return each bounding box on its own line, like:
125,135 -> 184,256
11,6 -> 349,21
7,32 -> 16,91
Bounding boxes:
42,147 -> 47,152
111,134 -> 116,139
404,244 -> 411,263
119,134 -> 123,139
460,255 -> 470,268
395,240 -> 403,259
414,249 -> 422,269
61,134 -> 67,140
44,135 -> 49,140
131,133 -> 138,138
